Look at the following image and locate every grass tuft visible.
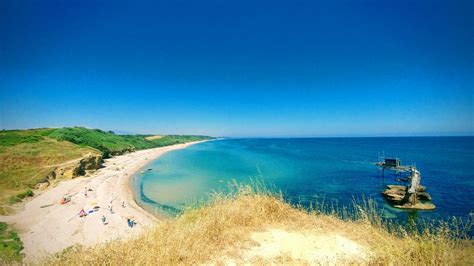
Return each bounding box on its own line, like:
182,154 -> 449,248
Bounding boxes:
8,189 -> 34,204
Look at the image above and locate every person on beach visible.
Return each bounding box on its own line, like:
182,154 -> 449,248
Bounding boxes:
84,187 -> 88,197
102,215 -> 107,225
122,201 -> 125,208
127,218 -> 135,228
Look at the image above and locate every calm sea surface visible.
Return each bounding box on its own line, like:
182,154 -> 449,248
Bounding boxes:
133,137 -> 474,223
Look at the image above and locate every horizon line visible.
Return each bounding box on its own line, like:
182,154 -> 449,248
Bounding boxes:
2,126 -> 473,139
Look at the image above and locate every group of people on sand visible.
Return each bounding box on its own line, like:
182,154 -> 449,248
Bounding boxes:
75,187 -> 137,228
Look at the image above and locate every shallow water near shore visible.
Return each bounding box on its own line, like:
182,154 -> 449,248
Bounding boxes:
134,137 -> 474,224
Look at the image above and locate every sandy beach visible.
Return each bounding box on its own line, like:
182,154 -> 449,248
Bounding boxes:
0,141 -> 205,261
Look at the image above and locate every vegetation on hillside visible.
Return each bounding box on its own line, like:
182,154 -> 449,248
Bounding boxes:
0,127 -> 212,214
0,128 -> 54,148
0,222 -> 23,263
44,183 -> 473,265
48,127 -> 211,157
0,132 -> 100,214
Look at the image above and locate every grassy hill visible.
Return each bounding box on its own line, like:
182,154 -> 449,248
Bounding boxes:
43,185 -> 474,265
48,127 -> 210,157
0,127 -> 212,215
0,129 -> 101,214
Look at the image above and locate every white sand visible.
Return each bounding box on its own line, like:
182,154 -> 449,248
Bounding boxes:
0,141 -> 205,261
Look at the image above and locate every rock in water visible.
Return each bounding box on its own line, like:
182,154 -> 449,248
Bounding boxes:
394,202 -> 436,210
382,185 -> 435,210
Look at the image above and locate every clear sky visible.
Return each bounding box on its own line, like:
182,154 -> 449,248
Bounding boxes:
1,0 -> 473,137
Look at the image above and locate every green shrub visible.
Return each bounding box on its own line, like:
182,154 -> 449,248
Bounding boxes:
8,189 -> 34,204
0,222 -> 24,263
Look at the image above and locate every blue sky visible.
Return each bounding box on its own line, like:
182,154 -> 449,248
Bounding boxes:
1,0 -> 473,137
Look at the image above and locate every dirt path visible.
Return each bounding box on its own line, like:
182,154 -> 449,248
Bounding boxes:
218,228 -> 372,264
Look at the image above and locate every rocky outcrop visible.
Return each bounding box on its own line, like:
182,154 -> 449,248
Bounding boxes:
382,185 -> 435,210
109,148 -> 135,157
394,202 -> 436,210
76,153 -> 103,175
35,153 -> 103,190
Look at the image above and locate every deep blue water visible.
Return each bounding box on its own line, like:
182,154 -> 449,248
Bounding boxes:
134,137 -> 474,223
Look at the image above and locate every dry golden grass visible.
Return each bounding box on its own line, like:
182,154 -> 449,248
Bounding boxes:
39,184 -> 474,265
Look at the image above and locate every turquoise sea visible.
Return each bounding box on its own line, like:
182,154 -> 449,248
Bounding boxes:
133,137 -> 474,224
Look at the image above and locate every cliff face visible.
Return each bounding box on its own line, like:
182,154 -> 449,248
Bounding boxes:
37,153 -> 103,190
76,153 -> 103,175
109,148 -> 135,157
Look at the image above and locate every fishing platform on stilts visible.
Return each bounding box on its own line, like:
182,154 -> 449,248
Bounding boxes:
376,157 -> 435,210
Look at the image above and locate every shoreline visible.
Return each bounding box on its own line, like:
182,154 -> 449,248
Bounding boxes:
126,140 -> 209,218
0,140 -> 207,261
